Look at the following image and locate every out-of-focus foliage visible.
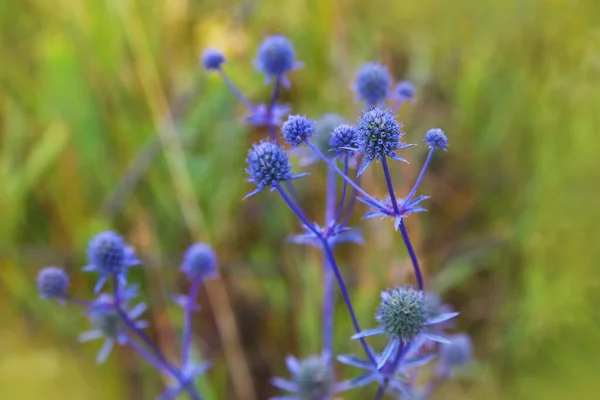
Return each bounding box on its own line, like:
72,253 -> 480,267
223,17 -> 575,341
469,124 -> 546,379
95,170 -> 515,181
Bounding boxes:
1,0 -> 599,399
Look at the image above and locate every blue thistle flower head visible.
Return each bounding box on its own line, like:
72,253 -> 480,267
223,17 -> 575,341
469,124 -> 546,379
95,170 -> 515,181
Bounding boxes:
424,128 -> 448,150
330,124 -> 359,155
181,243 -> 218,281
244,141 -> 307,199
254,35 -> 301,87
315,113 -> 347,152
439,333 -> 473,368
356,107 -> 411,175
83,231 -> 140,292
282,114 -> 316,147
377,286 -> 427,341
37,267 -> 69,299
395,80 -> 416,103
271,353 -> 335,400
355,63 -> 391,106
79,291 -> 147,363
201,48 -> 225,70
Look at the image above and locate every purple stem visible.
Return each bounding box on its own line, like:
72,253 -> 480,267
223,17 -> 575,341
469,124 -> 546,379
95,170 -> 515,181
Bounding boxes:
374,341 -> 405,400
306,140 -> 382,208
380,157 -> 425,291
380,157 -> 399,214
126,331 -> 175,378
405,147 -> 434,204
217,69 -> 253,109
399,220 -> 424,292
182,277 -> 203,367
111,276 -> 179,378
266,77 -> 281,142
276,185 -> 376,365
322,168 -> 337,361
340,153 -> 364,227
331,155 -> 349,227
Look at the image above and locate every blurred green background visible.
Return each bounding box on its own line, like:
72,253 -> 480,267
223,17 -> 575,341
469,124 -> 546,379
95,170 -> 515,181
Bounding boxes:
1,0 -> 600,399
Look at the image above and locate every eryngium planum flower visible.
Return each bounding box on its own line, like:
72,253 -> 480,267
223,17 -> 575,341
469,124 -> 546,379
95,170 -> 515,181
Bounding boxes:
424,128 -> 448,150
330,124 -> 359,155
271,354 -> 335,400
377,286 -> 427,341
395,81 -> 416,103
244,141 -> 306,198
181,243 -> 218,281
254,35 -> 301,87
282,114 -> 316,147
37,267 -> 69,299
439,333 -> 473,368
356,107 -> 410,175
83,231 -> 140,292
201,48 -> 225,70
355,63 -> 391,105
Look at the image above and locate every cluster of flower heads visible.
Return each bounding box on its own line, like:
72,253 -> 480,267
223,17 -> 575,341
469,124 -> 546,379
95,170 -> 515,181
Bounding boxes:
37,34 -> 474,400
212,35 -> 472,399
37,231 -> 217,399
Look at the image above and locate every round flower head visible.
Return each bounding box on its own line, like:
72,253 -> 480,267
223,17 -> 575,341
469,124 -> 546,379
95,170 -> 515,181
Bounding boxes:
424,128 -> 448,150
83,231 -> 140,292
355,63 -> 391,105
181,243 -> 217,281
440,333 -> 473,368
37,267 -> 69,299
244,141 -> 306,199
282,114 -> 316,147
356,107 -> 410,175
254,35 -> 301,87
330,124 -> 359,155
377,286 -> 427,341
271,353 -> 335,400
201,48 -> 225,70
296,356 -> 334,399
395,81 -> 416,103
79,291 -> 147,364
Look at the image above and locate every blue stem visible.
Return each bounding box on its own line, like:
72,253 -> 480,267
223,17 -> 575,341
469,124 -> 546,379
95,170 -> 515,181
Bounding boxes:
217,69 -> 253,109
331,155 -> 349,227
405,148 -> 434,204
340,153 -> 364,227
266,77 -> 281,142
276,185 -> 376,365
182,277 -> 203,367
306,140 -> 383,208
399,221 -> 424,292
322,168 -> 336,362
380,157 -> 399,214
373,341 -> 405,400
126,331 -> 175,378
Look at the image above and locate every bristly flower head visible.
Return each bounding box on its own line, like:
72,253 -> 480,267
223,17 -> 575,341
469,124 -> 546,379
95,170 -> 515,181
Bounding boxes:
424,128 -> 448,150
352,285 -> 459,369
201,48 -> 225,70
37,267 -> 69,300
79,290 -> 147,363
282,114 -> 316,147
439,333 -> 473,369
330,124 -> 359,156
181,243 -> 218,281
271,353 -> 336,400
355,63 -> 391,106
377,286 -> 427,341
395,81 -> 416,103
254,35 -> 302,88
244,141 -> 307,199
83,231 -> 140,293
356,107 -> 412,175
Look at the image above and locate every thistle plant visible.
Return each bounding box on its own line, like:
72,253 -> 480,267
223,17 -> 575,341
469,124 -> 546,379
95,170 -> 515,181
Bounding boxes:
37,33 -> 474,400
37,232 -> 214,400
